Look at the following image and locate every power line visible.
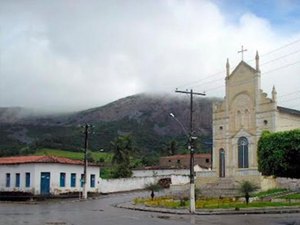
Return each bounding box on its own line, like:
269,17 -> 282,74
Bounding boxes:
279,96 -> 300,103
278,90 -> 300,98
261,38 -> 300,57
260,49 -> 300,66
176,38 -> 300,90
203,60 -> 300,94
176,70 -> 224,89
263,60 -> 300,75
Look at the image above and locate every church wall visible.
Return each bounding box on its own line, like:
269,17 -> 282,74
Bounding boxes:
255,110 -> 277,133
195,176 -> 219,188
276,112 -> 300,131
210,57 -> 299,186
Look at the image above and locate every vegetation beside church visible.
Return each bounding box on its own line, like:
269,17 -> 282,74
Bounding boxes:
258,129 -> 300,178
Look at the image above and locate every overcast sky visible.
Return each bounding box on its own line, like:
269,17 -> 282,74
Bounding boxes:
1,0 -> 300,112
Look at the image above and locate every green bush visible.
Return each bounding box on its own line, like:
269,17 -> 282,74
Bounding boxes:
258,129 -> 300,178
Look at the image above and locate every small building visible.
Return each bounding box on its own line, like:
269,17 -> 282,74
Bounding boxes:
0,155 -> 100,196
159,154 -> 211,169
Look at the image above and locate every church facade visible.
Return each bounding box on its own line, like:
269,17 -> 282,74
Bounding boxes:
212,52 -> 300,180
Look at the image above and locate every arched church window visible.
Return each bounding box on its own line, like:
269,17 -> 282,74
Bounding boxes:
219,149 -> 225,177
238,137 -> 249,168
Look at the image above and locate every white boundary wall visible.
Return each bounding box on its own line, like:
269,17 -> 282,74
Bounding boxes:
132,169 -> 189,177
99,175 -> 189,193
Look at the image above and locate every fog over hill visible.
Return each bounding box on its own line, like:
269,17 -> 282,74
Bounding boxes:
0,93 -> 220,157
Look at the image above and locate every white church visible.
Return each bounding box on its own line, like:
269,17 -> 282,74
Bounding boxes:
203,51 -> 300,186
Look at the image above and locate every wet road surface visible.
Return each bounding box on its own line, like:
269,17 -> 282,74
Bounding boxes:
0,191 -> 300,225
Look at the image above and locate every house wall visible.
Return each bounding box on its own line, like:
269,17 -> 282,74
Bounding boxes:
0,163 -> 100,195
159,156 -> 211,169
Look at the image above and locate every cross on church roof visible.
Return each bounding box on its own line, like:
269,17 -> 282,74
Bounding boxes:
238,45 -> 247,61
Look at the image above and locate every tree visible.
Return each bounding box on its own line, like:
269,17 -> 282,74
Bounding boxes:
161,139 -> 178,156
169,140 -> 177,155
145,182 -> 162,200
239,181 -> 259,204
111,135 -> 133,178
258,129 -> 300,178
86,151 -> 94,163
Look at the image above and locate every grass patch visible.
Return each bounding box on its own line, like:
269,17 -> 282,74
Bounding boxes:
34,148 -> 112,163
134,196 -> 187,209
134,196 -> 300,209
254,188 -> 287,198
199,201 -> 300,209
281,193 -> 300,199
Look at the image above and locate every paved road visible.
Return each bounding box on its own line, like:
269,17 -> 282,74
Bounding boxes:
0,191 -> 300,225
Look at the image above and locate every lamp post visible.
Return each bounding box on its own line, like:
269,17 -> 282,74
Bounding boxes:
169,113 -> 197,213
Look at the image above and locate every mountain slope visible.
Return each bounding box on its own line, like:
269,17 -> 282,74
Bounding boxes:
0,93 -> 219,158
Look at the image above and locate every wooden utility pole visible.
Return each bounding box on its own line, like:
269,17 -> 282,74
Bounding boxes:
82,123 -> 89,199
175,89 -> 205,213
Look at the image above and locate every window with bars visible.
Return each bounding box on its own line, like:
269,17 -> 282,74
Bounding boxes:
25,172 -> 30,188
60,173 -> 66,187
238,137 -> 249,168
71,173 -> 76,187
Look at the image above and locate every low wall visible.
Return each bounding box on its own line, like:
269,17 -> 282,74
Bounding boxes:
260,176 -> 300,191
99,175 -> 189,193
171,175 -> 189,185
132,169 -> 189,177
276,177 -> 300,191
196,170 -> 216,177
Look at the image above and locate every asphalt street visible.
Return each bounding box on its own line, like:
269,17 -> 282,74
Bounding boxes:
0,191 -> 300,225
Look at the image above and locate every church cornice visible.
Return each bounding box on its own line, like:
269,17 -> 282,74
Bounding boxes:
277,106 -> 300,117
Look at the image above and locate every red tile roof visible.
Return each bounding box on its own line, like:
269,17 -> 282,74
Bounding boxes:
160,154 -> 211,160
0,155 -> 84,165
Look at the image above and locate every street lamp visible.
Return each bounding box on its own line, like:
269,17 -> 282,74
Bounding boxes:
169,113 -> 197,213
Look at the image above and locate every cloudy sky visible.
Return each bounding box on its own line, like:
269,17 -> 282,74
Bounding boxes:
1,0 -> 300,112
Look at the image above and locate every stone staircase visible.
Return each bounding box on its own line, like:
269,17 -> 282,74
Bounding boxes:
199,177 -> 240,197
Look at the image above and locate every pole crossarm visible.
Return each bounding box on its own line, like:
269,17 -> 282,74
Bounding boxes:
175,89 -> 206,96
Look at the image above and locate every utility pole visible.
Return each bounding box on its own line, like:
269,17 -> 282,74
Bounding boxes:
175,88 -> 205,213
82,123 -> 90,200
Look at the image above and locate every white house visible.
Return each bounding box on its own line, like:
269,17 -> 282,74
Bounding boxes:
0,155 -> 100,196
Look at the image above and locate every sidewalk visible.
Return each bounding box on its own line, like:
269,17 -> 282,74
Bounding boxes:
115,201 -> 300,215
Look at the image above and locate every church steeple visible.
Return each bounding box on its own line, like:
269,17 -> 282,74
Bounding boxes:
255,51 -> 260,72
226,58 -> 230,77
272,85 -> 277,102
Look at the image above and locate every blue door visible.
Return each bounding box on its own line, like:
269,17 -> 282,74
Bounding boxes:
40,172 -> 50,195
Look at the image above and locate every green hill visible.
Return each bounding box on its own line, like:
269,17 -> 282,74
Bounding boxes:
0,93 -> 217,165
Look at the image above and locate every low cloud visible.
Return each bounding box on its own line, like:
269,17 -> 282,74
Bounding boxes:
0,0 -> 299,112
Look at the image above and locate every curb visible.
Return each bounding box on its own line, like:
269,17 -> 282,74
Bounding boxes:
115,202 -> 300,215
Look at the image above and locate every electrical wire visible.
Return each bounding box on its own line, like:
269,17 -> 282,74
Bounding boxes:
175,38 -> 300,90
